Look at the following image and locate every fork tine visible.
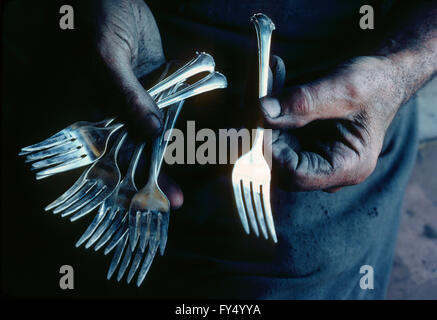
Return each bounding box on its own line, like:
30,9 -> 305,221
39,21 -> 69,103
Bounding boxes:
103,219 -> 128,255
261,184 -> 277,243
58,184 -> 101,217
52,181 -> 97,214
242,180 -> 260,236
56,183 -> 99,217
134,214 -> 160,285
129,210 -> 140,251
126,244 -> 145,284
139,212 -> 151,253
69,185 -> 110,221
253,185 -> 268,239
107,233 -> 128,280
76,203 -> 110,247
45,170 -> 89,211
85,206 -> 119,248
31,149 -> 85,170
94,208 -> 122,251
117,241 -> 133,281
36,156 -> 92,179
136,237 -> 159,287
25,141 -> 80,163
96,210 -> 126,253
232,179 -> 250,234
159,213 -> 169,256
20,131 -> 68,154
127,212 -> 153,284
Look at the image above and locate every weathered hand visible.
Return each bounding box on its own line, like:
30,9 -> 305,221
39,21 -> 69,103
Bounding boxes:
83,0 -> 166,139
82,0 -> 184,208
262,0 -> 437,192
261,55 -> 405,192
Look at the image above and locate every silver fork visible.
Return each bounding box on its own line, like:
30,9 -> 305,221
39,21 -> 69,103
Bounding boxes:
19,52 -> 216,180
74,142 -> 144,249
19,119 -> 122,179
148,52 -> 215,97
156,71 -> 227,109
231,13 -> 278,243
105,89 -> 186,286
45,131 -> 128,222
75,82 -> 183,251
19,69 -> 224,181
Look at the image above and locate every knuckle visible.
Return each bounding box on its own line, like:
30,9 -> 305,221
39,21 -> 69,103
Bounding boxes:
125,90 -> 143,109
289,86 -> 314,117
348,155 -> 378,185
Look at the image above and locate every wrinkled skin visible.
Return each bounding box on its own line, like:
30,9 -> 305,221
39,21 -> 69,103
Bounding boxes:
83,0 -> 166,137
81,0 -> 183,208
262,55 -> 401,192
260,2 -> 437,192
83,0 -> 437,202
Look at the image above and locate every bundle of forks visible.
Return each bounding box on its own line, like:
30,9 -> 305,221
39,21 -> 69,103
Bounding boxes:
20,52 -> 227,286
20,13 -> 280,288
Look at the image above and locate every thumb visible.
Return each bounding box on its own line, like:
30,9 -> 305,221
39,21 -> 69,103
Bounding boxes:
269,55 -> 286,96
260,70 -> 356,129
100,49 -> 164,140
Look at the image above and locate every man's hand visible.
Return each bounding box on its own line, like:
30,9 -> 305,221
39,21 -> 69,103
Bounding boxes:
83,0 -> 166,139
260,2 -> 437,192
261,56 -> 401,192
82,0 -> 183,208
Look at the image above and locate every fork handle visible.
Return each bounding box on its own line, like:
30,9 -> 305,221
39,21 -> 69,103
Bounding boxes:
251,13 -> 275,153
148,82 -> 186,183
252,127 -> 265,154
251,13 -> 275,99
147,52 -> 215,97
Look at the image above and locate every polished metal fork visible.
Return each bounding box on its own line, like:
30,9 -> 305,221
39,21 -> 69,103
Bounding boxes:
148,52 -> 215,97
74,142 -> 144,249
156,71 -> 227,109
105,89 -> 186,286
45,131 -> 128,221
231,13 -> 277,243
19,53 -> 218,180
75,82 -> 183,251
19,119 -> 122,180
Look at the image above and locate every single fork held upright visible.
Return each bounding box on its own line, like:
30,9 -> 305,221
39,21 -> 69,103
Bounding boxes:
231,13 -> 278,243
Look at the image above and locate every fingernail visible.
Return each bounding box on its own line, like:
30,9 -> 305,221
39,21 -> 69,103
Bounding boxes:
260,97 -> 281,118
143,113 -> 162,137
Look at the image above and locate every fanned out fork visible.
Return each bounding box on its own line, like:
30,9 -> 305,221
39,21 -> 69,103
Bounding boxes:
19,119 -> 122,180
76,142 -> 144,251
231,13 -> 278,243
107,85 -> 186,286
19,52 -> 225,179
74,82 -> 183,252
45,130 -> 128,222
72,81 -> 187,287
19,51 -> 228,287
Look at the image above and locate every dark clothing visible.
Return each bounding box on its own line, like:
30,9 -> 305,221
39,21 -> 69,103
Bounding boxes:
136,0 -> 418,299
